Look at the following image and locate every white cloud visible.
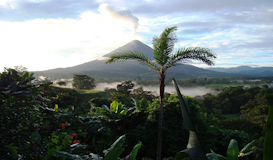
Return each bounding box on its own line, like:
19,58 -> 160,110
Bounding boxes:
0,3 -> 140,71
97,3 -> 139,38
0,0 -> 15,8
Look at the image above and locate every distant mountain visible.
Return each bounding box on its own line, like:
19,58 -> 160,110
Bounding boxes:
207,65 -> 273,76
35,40 -> 237,80
103,40 -> 154,58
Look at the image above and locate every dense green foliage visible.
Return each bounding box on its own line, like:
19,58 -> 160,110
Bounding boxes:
241,88 -> 273,128
72,75 -> 96,90
1,66 -> 271,160
199,86 -> 272,115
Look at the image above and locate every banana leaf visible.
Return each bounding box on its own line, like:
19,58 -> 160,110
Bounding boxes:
264,93 -> 273,160
227,139 -> 239,160
128,141 -> 142,160
103,135 -> 126,160
104,147 -> 125,160
55,151 -> 85,160
206,153 -> 228,160
172,78 -> 207,160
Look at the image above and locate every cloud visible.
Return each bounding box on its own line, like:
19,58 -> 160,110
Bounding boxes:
0,0 -> 15,7
133,0 -> 273,15
1,0 -> 273,71
0,0 -> 98,21
98,3 -> 139,38
0,3 -> 139,71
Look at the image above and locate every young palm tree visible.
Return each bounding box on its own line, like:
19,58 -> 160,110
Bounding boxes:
105,26 -> 216,160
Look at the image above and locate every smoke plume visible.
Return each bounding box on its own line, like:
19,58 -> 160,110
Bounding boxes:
98,3 -> 139,38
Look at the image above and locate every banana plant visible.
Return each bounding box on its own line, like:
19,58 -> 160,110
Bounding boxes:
206,139 -> 256,160
90,101 -> 128,120
172,78 -> 207,160
55,135 -> 142,160
208,93 -> 273,160
172,78 -> 256,160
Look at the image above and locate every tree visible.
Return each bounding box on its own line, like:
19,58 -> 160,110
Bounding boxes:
241,88 -> 273,128
72,75 -> 96,90
105,26 -> 216,160
117,80 -> 135,95
56,80 -> 66,86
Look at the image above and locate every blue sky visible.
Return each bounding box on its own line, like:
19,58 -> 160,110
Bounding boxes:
0,0 -> 272,71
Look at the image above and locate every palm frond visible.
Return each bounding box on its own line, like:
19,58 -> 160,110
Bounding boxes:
153,26 -> 178,66
165,47 -> 216,69
105,51 -> 158,70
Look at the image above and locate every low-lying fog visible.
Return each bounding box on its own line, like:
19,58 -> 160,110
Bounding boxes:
96,82 -> 218,97
52,79 -> 218,97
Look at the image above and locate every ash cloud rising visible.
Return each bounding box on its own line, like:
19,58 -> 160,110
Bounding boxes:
98,3 -> 139,38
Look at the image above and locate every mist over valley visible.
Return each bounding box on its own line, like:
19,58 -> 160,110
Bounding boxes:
52,78 -> 218,97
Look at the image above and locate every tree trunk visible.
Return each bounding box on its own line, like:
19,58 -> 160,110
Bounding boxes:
157,67 -> 165,160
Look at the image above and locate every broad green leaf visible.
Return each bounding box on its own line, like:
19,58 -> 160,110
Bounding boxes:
52,135 -> 59,139
240,140 -> 255,153
102,104 -> 110,112
207,149 -> 228,160
51,138 -> 58,144
176,146 -> 206,160
206,153 -> 228,160
111,101 -> 119,112
172,78 -> 195,131
11,146 -> 18,157
104,135 -> 126,156
173,78 -> 206,160
129,141 -> 142,160
89,153 -> 101,160
119,110 -> 127,117
116,105 -> 123,114
187,131 -> 201,149
69,143 -> 87,152
176,151 -> 190,160
55,151 -> 84,160
104,147 -> 125,160
238,151 -> 253,157
264,93 -> 273,160
227,139 -> 239,160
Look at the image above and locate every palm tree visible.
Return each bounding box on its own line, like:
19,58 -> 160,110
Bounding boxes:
105,26 -> 216,160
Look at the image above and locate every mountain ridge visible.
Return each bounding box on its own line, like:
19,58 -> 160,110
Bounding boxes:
207,65 -> 273,76
34,40 -> 239,79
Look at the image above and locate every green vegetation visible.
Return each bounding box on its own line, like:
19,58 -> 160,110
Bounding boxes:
72,74 -> 96,90
106,26 -> 216,160
1,66 -> 272,159
2,26 -> 273,160
56,80 -> 66,86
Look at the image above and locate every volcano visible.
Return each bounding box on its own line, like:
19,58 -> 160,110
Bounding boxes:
34,40 -> 234,79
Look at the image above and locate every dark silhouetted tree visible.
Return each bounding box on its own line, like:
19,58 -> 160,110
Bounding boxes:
56,80 -> 66,86
72,75 -> 95,90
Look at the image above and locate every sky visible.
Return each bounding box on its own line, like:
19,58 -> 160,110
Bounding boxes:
0,0 -> 273,71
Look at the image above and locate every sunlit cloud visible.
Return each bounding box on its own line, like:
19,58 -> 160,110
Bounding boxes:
0,3 -> 139,71
1,0 -> 273,71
